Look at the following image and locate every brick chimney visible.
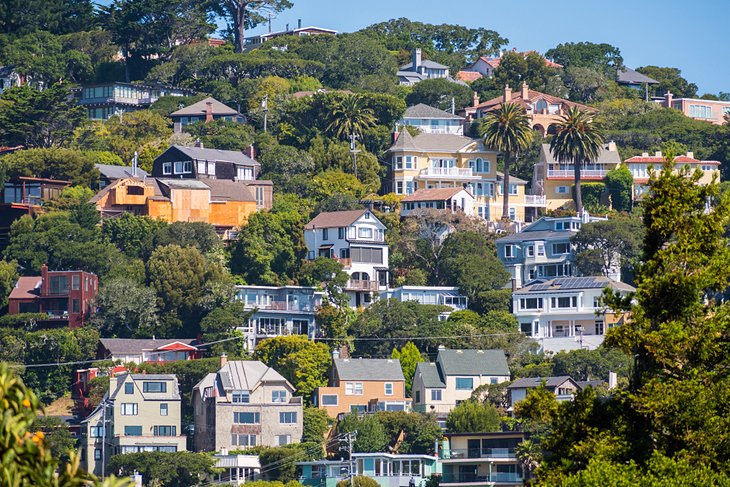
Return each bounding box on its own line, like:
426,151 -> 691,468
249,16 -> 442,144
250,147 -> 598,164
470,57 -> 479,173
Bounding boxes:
521,82 -> 529,99
503,84 -> 512,104
244,144 -> 256,160
41,264 -> 49,295
220,354 -> 228,368
205,101 -> 213,123
472,92 -> 480,107
664,91 -> 673,108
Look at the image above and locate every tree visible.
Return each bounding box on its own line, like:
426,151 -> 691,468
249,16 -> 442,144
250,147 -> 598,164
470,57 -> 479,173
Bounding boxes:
101,213 -> 168,260
0,0 -> 96,36
336,413 -> 388,453
199,302 -> 248,357
493,51 -> 566,97
512,384 -> 559,432
563,66 -> 621,104
545,42 -> 623,78
636,65 -> 698,98
375,411 -> 442,454
0,259 -> 19,309
298,257 -> 349,307
480,102 -> 534,220
1,148 -> 101,187
302,407 -> 332,445
259,144 -> 316,191
604,164 -> 633,212
208,0 -> 292,53
326,93 -> 376,149
391,342 -> 425,393
184,119 -> 256,151
153,221 -> 222,255
107,451 -> 218,487
405,78 -> 474,113
30,416 -> 76,466
549,106 -> 605,215
92,278 -> 159,338
572,214 -> 644,281
445,400 -> 501,433
310,170 -> 368,201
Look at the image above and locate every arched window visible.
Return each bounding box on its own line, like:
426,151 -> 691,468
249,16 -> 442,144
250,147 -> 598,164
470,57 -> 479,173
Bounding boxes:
535,99 -> 548,114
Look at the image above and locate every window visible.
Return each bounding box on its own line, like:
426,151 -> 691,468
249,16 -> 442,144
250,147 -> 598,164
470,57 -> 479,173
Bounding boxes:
689,104 -> 712,119
351,247 -> 383,264
153,426 -> 176,436
49,275 -> 69,295
396,181 -> 403,194
143,382 -> 167,393
384,383 -> 393,396
72,274 -> 81,290
504,245 -> 514,258
276,435 -> 291,446
160,403 -> 168,416
94,449 -> 102,461
552,242 -> 571,254
556,186 -> 569,194
455,377 -> 474,390
255,187 -> 265,207
345,382 -> 363,395
405,180 -> 414,195
358,227 -> 373,239
72,299 -> 80,313
431,389 -> 442,401
395,156 -> 403,170
234,412 -> 260,424
415,390 -> 421,403
124,383 -> 134,394
551,296 -> 577,308
322,228 -> 328,240
232,390 -> 250,403
595,320 -> 605,335
519,298 -> 543,310
526,245 -> 534,257
508,184 -> 518,195
162,162 -> 172,175
90,426 -> 105,438
338,227 -> 345,239
124,426 -> 142,436
321,394 -> 338,406
405,156 -> 414,169
232,434 -> 256,447
280,412 -> 297,424
537,244 -> 545,256
509,207 -> 516,220
340,248 -> 350,259
237,166 -> 254,180
350,405 -> 367,413
272,390 -> 287,403
121,403 -> 138,415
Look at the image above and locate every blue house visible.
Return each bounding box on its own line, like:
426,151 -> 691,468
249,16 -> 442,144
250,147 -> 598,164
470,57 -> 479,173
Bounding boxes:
298,453 -> 440,487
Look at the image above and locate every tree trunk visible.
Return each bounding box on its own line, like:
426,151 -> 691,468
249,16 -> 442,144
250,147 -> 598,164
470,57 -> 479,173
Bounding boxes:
502,151 -> 511,221
233,2 -> 247,53
574,160 -> 583,216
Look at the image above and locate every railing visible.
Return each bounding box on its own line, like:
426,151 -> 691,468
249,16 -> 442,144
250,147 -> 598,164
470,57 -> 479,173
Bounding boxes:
524,194 -> 547,206
440,473 -> 522,483
440,448 -> 516,460
547,169 -> 608,178
334,257 -> 352,267
345,280 -> 380,291
266,301 -> 316,312
44,310 -> 70,319
419,167 -> 477,178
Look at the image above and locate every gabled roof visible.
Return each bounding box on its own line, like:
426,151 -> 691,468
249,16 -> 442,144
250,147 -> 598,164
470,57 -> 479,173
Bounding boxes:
436,349 -> 510,377
8,276 -> 42,300
617,67 -> 658,85
507,376 -> 576,389
305,209 -> 369,230
496,172 -> 527,185
416,362 -> 445,388
403,104 -> 464,120
170,97 -> 240,117
109,372 -> 181,401
389,133 -> 482,153
476,86 -> 593,113
518,276 -> 636,293
399,60 -> 449,71
163,145 -> 258,166
403,187 -> 473,202
99,338 -> 199,356
334,358 -> 405,382
217,360 -> 291,392
95,163 -> 149,180
390,130 -> 419,151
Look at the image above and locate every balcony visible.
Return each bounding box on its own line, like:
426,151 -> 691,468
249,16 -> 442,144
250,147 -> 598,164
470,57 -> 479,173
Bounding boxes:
524,194 -> 547,206
333,257 -> 352,267
440,472 -> 522,484
344,280 -> 379,291
265,301 -> 316,312
547,168 -> 608,179
44,310 -> 70,320
441,448 -> 516,460
419,167 -> 481,180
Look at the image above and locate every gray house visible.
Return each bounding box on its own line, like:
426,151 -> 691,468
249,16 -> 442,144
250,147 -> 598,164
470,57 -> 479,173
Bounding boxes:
507,376 -> 581,409
170,97 -> 245,133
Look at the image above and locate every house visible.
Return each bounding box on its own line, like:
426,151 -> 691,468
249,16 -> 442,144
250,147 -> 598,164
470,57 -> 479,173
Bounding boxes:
233,285 -> 324,350
624,151 -> 720,200
657,91 -> 730,125
467,50 -> 562,78
212,452 -> 261,485
170,97 -> 245,133
245,21 -> 337,48
617,68 -> 658,100
315,356 -> 410,418
531,142 -> 622,211
0,66 -> 25,94
512,276 -> 635,352
495,214 -> 612,289
455,70 -> 483,83
192,356 -> 303,451
95,163 -> 149,190
398,104 -> 465,135
387,131 -> 544,222
381,286 -> 468,317
7,264 -> 98,328
97,338 -> 202,363
440,431 -> 527,487
298,453 -> 440,487
78,82 -> 194,120
0,176 -> 70,247
401,188 -> 475,218
304,209 -> 389,308
507,376 -> 581,408
412,348 -> 511,415
463,83 -> 594,137
397,49 -> 467,87
80,373 -> 186,476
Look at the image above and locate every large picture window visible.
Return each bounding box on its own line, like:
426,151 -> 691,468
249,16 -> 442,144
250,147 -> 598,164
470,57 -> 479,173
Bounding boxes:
351,247 -> 383,264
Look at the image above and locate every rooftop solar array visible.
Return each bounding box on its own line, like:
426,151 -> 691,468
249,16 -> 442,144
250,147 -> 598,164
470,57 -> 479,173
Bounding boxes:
529,276 -> 606,291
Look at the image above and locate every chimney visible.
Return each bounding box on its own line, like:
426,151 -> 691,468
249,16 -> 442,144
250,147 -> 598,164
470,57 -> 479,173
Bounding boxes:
511,278 -> 517,292
521,82 -> 529,100
332,349 -> 340,360
205,101 -> 213,123
472,91 -> 479,107
664,91 -> 673,108
608,371 -> 617,390
654,151 -> 662,157
195,138 -> 204,148
244,144 -> 256,160
132,151 -> 138,177
607,141 -> 617,152
437,344 -> 446,351
686,151 -> 694,159
503,84 -> 512,104
220,447 -> 228,456
412,48 -> 422,70
297,18 -> 301,29
642,152 -> 649,157
220,354 -> 228,368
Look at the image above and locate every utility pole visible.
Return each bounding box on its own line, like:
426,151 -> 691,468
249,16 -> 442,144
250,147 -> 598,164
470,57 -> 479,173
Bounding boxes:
262,95 -> 269,133
100,398 -> 106,480
349,133 -> 360,179
348,432 -> 356,487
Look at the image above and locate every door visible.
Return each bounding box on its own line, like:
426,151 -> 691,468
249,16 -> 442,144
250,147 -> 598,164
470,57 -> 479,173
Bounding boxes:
467,439 -> 481,458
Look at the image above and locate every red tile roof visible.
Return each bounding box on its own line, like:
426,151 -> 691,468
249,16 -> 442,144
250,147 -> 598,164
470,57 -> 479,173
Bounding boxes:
456,70 -> 483,82
475,87 -> 594,113
476,51 -> 563,70
624,155 -> 720,165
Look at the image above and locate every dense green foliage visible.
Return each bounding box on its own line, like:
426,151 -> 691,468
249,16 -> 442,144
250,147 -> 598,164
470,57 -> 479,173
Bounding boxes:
107,451 -> 218,486
445,400 -> 502,433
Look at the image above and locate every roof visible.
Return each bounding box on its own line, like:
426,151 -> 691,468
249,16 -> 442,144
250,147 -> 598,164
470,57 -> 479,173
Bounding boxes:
334,358 -> 405,382
475,85 -> 593,113
217,360 -> 291,391
617,67 -> 659,85
109,372 -> 181,401
99,338 -> 199,356
541,143 -> 621,166
390,133 -> 481,153
157,179 -> 210,190
403,103 -> 464,120
518,276 -> 636,293
390,130 -> 419,151
257,26 -> 338,38
474,52 -> 563,70
416,362 -> 445,388
399,59 -> 449,71
496,171 -> 527,184
455,70 -> 483,82
305,209 -> 368,230
496,229 -> 570,244
171,97 -> 240,117
624,153 -> 720,165
8,276 -> 42,300
201,178 -> 255,202
507,376 -> 575,389
165,145 -> 258,166
95,163 -> 149,180
436,349 -> 510,377
403,187 -> 473,202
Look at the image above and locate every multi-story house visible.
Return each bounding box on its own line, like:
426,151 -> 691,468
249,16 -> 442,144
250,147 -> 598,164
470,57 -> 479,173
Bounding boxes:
397,104 -> 465,135
624,150 -> 720,200
304,209 -> 389,308
495,214 -> 612,289
192,357 -> 303,451
401,188 -> 476,217
314,356 -> 410,418
466,50 -> 562,78
532,142 -> 622,211
512,276 -> 635,352
507,376 -> 581,409
298,453 -> 440,487
398,48 -> 453,86
412,348 -> 511,415
170,97 -> 245,133
616,68 -> 658,99
0,65 -> 25,94
381,286 -> 468,317
440,431 -> 527,487
78,82 -> 194,120
658,91 -> 730,125
80,373 -> 186,476
234,285 -> 324,350
7,264 -> 98,328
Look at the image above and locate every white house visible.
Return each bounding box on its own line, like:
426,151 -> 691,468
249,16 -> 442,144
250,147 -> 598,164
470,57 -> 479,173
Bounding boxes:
304,209 -> 389,308
401,187 -> 476,218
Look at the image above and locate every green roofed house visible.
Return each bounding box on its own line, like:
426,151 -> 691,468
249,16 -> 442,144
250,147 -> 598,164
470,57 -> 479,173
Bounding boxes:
412,347 -> 510,416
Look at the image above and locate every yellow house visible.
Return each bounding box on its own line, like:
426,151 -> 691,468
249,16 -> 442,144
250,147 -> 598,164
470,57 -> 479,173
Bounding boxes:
388,131 -> 544,222
624,151 -> 721,200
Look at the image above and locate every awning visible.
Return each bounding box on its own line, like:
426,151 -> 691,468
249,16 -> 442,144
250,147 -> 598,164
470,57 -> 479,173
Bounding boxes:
319,244 -> 334,249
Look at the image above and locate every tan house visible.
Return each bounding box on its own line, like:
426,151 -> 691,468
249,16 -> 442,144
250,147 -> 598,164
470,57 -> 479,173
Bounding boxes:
80,373 -> 186,476
532,142 -> 622,211
192,357 -> 303,451
412,348 -> 511,415
315,357 -> 410,418
440,431 -> 527,486
624,151 -> 720,200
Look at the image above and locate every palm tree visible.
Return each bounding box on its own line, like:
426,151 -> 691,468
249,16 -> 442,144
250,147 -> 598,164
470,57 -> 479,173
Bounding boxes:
326,93 -> 376,140
515,439 -> 542,480
480,102 -> 533,221
549,106 -> 605,216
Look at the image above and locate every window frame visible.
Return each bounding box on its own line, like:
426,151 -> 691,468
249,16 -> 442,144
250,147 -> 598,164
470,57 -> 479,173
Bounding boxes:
455,377 -> 474,390
279,411 -> 298,424
121,403 -> 138,416
384,383 -> 394,396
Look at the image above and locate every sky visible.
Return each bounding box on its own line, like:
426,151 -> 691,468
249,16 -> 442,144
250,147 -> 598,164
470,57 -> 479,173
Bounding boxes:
245,0 -> 728,95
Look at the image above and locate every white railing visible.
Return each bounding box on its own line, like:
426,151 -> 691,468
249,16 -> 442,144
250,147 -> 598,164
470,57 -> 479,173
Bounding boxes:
547,169 -> 608,178
524,194 -> 547,206
420,167 -> 477,178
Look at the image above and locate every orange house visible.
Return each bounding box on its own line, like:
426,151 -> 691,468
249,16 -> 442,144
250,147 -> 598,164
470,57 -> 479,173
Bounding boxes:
315,356 -> 411,418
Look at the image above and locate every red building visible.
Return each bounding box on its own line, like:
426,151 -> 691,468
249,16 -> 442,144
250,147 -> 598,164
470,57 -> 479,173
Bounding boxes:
7,264 -> 98,328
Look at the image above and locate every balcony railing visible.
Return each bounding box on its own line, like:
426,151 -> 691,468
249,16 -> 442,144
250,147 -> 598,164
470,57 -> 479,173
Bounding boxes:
345,280 -> 380,291
44,310 -> 70,319
440,473 -> 522,484
334,257 -> 352,267
419,167 -> 479,179
547,169 -> 608,178
440,448 -> 516,460
524,194 -> 547,206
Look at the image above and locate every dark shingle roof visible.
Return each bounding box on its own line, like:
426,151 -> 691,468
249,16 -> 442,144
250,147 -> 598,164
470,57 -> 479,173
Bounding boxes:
403,103 -> 464,120
305,210 -> 368,230
334,358 -> 405,381
617,67 -> 659,85
167,145 -> 258,166
95,164 -> 149,180
437,349 -> 510,377
416,362 -> 445,388
508,376 -> 575,389
99,338 -> 199,356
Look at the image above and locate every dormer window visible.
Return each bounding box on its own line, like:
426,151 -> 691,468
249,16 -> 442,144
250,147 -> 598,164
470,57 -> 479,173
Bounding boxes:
364,212 -> 371,219
232,390 -> 250,403
358,227 -> 373,239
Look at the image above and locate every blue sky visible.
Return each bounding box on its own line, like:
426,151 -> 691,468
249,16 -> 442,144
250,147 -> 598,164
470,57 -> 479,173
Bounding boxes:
244,0 -> 727,95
